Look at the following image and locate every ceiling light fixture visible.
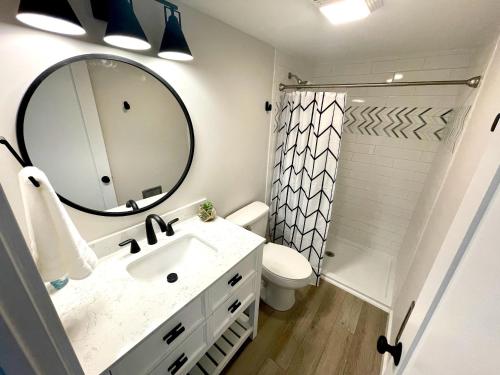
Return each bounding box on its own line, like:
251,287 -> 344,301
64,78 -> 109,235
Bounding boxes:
320,0 -> 370,24
314,0 -> 383,25
352,98 -> 365,103
103,0 -> 151,50
157,1 -> 193,61
16,0 -> 85,35
386,78 -> 393,83
393,73 -> 404,80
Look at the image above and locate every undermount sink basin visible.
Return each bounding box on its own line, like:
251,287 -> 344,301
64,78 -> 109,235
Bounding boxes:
126,235 -> 218,282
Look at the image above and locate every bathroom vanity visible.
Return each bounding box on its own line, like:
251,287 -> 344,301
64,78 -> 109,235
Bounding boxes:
50,216 -> 264,375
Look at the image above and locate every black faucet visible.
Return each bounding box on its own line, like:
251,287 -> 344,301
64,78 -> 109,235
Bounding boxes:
119,239 -> 141,254
166,218 -> 179,236
126,199 -> 139,211
145,214 -> 167,245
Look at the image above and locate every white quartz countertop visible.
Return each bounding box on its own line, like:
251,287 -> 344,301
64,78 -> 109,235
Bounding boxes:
49,217 -> 264,375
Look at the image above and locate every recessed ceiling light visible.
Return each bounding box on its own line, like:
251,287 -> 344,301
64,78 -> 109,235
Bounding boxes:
352,98 -> 365,103
394,73 -> 404,80
386,78 -> 393,83
319,0 -> 371,25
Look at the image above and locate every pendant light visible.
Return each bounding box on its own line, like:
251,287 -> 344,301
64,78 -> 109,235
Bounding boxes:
158,5 -> 193,61
16,0 -> 85,35
103,0 -> 151,51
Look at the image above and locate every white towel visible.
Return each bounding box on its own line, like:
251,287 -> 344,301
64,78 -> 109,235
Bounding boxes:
18,167 -> 97,282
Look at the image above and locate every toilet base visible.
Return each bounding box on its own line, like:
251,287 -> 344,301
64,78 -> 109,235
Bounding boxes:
262,283 -> 296,311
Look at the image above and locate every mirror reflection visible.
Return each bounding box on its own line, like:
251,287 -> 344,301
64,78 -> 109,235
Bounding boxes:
19,57 -> 193,214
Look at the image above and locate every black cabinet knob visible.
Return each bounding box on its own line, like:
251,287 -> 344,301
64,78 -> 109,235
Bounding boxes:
101,176 -> 111,184
377,336 -> 402,366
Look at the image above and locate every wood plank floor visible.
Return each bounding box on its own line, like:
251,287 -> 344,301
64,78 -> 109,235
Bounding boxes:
223,281 -> 388,375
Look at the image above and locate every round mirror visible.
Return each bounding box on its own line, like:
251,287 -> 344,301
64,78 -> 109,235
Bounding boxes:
17,54 -> 194,216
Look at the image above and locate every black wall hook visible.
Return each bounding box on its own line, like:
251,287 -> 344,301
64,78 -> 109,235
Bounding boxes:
265,101 -> 272,112
377,336 -> 402,366
123,101 -> 131,111
1,137 -> 39,187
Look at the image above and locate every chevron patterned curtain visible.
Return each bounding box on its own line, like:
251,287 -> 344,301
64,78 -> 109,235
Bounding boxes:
269,91 -> 346,285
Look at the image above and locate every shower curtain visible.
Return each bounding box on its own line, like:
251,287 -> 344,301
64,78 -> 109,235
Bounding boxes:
269,91 -> 346,285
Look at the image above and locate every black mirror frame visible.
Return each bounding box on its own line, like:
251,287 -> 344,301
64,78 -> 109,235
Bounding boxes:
16,53 -> 195,217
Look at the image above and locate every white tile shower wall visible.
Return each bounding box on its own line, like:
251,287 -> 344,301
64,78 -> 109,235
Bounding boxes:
391,40 -> 497,317
390,38 -> 498,342
311,49 -> 477,108
316,50 -> 476,261
331,134 -> 438,257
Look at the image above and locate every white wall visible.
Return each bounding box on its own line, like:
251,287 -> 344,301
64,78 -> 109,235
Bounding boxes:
0,0 -> 274,241
265,50 -> 312,207
309,50 -> 478,264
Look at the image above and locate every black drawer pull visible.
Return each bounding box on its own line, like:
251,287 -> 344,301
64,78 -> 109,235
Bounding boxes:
228,299 -> 241,314
168,353 -> 188,375
228,273 -> 242,287
162,323 -> 185,345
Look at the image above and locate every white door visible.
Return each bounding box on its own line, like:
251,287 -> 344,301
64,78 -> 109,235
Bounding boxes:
403,169 -> 499,374
24,62 -> 117,210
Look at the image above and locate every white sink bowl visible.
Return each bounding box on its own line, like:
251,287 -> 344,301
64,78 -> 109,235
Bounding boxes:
126,235 -> 217,282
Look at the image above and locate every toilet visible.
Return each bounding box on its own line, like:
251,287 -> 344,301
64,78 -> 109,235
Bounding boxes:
226,202 -> 312,311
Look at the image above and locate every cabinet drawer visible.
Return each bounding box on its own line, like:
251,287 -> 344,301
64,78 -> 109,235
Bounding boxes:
208,253 -> 256,312
149,324 -> 207,375
110,296 -> 204,375
208,276 -> 256,342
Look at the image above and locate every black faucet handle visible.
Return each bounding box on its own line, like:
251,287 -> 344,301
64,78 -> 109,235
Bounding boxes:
166,218 -> 179,236
119,239 -> 141,254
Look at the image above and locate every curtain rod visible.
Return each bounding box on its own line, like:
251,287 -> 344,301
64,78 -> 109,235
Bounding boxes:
279,75 -> 481,91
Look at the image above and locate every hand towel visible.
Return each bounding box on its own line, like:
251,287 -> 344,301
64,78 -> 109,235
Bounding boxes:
18,167 -> 97,281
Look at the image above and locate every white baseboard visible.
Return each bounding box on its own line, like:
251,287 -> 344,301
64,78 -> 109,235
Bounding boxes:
321,274 -> 391,312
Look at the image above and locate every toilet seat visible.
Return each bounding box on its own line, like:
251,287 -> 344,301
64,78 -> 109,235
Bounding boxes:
262,243 -> 312,289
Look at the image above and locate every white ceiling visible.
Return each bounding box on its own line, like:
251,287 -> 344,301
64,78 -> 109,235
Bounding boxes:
181,0 -> 500,62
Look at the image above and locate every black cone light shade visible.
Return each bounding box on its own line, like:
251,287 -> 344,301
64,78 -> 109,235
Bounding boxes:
158,11 -> 193,61
16,0 -> 85,35
104,0 -> 151,51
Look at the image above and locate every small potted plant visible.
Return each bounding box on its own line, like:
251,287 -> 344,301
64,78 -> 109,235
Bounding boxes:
198,200 -> 216,222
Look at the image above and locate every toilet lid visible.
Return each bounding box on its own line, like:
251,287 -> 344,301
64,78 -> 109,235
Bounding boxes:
263,243 -> 312,280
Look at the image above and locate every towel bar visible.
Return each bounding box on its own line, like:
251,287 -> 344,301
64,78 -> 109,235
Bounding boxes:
0,136 -> 40,187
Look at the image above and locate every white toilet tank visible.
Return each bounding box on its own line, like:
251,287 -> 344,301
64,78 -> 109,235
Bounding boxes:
225,201 -> 269,237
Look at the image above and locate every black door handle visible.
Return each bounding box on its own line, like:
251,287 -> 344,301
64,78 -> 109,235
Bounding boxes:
377,336 -> 402,366
168,353 -> 188,375
228,299 -> 241,314
228,273 -> 243,287
163,323 -> 185,345
491,113 -> 500,132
